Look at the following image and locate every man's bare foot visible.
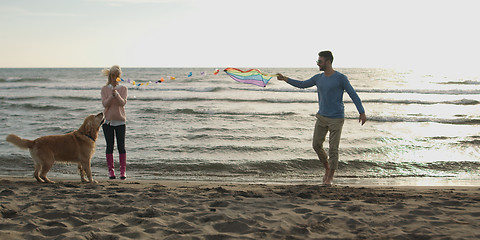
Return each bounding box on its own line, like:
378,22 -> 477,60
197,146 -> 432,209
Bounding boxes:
324,169 -> 335,185
322,169 -> 330,184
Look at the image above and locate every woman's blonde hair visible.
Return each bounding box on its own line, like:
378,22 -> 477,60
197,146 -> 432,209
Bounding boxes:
102,65 -> 122,85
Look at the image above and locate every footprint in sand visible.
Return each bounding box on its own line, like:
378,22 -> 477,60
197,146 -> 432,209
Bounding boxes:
213,220 -> 251,233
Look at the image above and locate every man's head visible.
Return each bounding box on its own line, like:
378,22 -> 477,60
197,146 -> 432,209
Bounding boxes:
317,51 -> 334,71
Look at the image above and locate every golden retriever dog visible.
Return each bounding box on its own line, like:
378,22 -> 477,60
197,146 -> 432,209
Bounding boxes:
6,113 -> 104,183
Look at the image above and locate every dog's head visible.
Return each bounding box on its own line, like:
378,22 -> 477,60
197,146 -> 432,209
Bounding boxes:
78,113 -> 104,141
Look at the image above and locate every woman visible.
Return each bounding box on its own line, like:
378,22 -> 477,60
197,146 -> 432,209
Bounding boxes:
101,65 -> 128,180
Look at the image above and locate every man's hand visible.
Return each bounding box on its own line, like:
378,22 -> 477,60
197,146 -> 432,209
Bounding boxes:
277,73 -> 288,82
359,113 -> 367,125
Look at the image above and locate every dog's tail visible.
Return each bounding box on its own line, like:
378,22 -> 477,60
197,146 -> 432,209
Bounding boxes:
6,134 -> 34,149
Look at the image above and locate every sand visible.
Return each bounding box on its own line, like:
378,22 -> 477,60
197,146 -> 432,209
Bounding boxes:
1,176 -> 480,239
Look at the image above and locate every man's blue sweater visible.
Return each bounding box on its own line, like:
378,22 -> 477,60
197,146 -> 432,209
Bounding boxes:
287,71 -> 365,118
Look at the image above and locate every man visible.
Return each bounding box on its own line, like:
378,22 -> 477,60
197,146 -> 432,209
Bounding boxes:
277,50 -> 367,185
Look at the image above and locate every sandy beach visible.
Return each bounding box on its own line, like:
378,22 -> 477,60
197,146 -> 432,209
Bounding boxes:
1,176 -> 480,239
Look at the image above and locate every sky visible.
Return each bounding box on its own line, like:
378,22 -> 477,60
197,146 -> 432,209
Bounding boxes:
1,0 -> 479,71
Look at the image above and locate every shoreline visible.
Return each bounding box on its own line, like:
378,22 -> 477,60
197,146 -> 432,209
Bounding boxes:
2,174 -> 480,187
1,176 -> 480,239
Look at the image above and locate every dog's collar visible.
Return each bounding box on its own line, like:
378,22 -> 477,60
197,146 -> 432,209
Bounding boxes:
84,134 -> 95,142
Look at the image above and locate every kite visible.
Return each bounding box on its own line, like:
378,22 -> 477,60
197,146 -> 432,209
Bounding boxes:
223,68 -> 276,87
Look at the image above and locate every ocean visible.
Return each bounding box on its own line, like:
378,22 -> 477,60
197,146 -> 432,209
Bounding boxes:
1,68 -> 480,185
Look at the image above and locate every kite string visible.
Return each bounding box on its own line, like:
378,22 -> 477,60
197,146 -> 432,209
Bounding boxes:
115,69 -> 220,87
114,68 -> 278,87
265,73 -> 279,77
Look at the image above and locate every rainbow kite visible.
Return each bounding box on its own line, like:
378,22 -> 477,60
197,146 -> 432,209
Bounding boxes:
224,68 -> 276,87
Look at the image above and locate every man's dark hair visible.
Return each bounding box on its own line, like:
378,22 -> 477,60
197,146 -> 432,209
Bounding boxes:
318,51 -> 334,63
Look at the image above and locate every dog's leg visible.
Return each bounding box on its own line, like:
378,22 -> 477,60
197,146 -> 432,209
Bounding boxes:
30,149 -> 45,183
37,153 -> 55,184
78,163 -> 87,182
33,160 -> 43,183
34,165 -> 44,183
82,161 -> 97,183
39,161 -> 55,183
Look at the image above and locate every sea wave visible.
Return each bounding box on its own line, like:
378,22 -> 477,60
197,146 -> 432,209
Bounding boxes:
183,134 -> 294,141
356,88 -> 480,95
359,98 -> 480,105
0,96 -> 98,102
347,115 -> 480,125
0,77 -> 50,83
136,107 -> 297,117
6,83 -> 480,96
0,85 -> 42,90
2,156 -> 478,181
87,158 -> 480,179
132,97 -> 316,104
135,86 -> 225,93
34,85 -> 480,95
0,96 -> 40,101
1,103 -> 67,111
50,96 -> 98,101
135,97 -> 480,105
232,87 -> 480,95
157,145 -> 283,154
340,159 -> 480,178
2,95 -> 479,106
439,80 -> 480,85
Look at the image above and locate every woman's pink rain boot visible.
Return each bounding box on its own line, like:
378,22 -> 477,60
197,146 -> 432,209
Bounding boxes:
106,154 -> 115,179
119,153 -> 127,180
